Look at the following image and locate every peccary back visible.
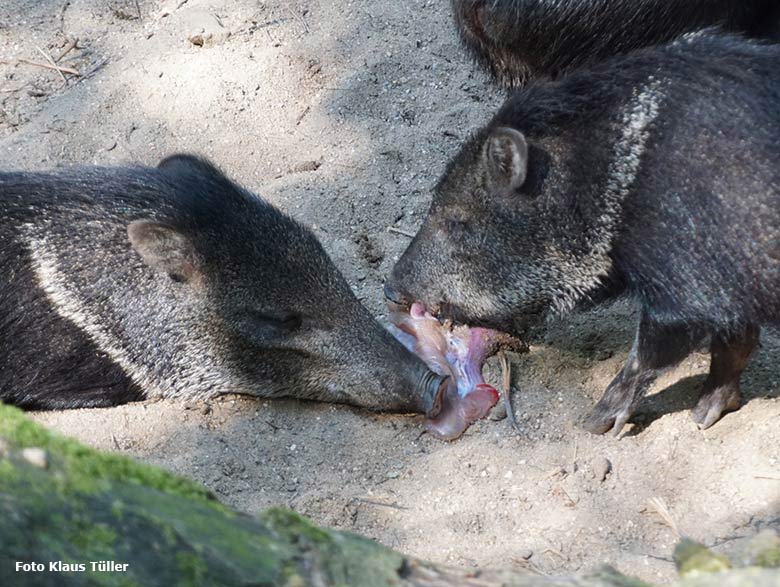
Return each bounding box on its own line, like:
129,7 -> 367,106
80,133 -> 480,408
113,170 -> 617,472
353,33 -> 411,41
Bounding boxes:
453,0 -> 780,86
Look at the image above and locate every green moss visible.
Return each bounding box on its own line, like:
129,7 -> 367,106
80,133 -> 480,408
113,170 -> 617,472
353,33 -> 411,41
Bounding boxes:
174,551 -> 209,585
0,403 -> 224,511
4,403 -> 780,587
111,498 -> 126,520
755,548 -> 780,569
1,404 -> 52,446
741,530 -> 780,569
70,519 -> 117,553
259,508 -> 411,585
677,568 -> 780,587
674,540 -> 731,577
260,508 -> 333,545
83,567 -> 142,587
0,457 -> 18,481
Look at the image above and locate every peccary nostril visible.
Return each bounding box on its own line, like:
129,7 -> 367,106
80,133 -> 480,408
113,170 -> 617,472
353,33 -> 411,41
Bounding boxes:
383,281 -> 409,307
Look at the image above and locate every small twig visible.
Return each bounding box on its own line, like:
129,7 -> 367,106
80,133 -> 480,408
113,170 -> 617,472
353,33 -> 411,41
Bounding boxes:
557,485 -> 578,507
264,28 -> 280,47
295,105 -> 310,125
134,0 -> 142,20
647,496 -> 681,539
669,435 -> 679,460
354,498 -> 409,511
571,438 -> 578,470
707,534 -> 752,549
498,351 -> 522,433
643,552 -> 674,563
54,37 -> 79,63
285,3 -> 309,34
110,433 -> 121,450
19,58 -> 79,77
35,45 -> 68,85
542,466 -> 567,480
59,1 -> 71,34
542,547 -> 567,562
754,475 -> 780,481
77,57 -> 110,82
387,226 -> 416,238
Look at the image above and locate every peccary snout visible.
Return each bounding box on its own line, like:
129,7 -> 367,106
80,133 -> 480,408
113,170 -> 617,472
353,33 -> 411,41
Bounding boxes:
304,304 -> 449,416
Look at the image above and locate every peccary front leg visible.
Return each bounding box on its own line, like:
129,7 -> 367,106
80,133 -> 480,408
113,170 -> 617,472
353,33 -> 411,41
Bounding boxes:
583,313 -> 704,436
691,325 -> 759,429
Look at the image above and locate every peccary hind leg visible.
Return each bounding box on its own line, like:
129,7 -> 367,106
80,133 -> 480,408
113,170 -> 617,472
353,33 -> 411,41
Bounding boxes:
583,313 -> 705,436
692,325 -> 759,429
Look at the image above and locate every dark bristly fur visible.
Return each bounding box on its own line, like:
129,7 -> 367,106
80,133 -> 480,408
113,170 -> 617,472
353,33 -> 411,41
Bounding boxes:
386,32 -> 780,434
453,0 -> 780,86
1,155 -> 440,412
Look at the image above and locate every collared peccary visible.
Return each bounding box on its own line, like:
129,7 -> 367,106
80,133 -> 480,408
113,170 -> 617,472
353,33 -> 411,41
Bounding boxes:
385,32 -> 780,435
0,154 -> 448,414
453,0 -> 780,86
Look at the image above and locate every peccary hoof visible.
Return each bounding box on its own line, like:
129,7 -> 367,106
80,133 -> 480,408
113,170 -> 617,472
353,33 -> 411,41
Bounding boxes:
691,386 -> 741,429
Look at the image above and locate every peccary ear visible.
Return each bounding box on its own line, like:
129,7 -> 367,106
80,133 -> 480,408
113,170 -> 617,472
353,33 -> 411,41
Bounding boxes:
484,127 -> 528,193
127,221 -> 198,284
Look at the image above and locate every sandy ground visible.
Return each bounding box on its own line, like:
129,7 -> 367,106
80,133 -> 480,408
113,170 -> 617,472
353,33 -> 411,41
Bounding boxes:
2,0 -> 780,583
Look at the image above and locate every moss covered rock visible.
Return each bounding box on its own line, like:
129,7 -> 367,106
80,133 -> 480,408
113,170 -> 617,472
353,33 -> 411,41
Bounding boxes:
0,403 -> 779,587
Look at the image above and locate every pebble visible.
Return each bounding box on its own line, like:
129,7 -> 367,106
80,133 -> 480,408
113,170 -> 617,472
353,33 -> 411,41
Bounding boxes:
481,464 -> 498,478
386,470 -> 400,479
518,549 -> 534,560
290,160 -> 321,174
21,447 -> 49,469
488,401 -> 507,421
592,457 -> 612,482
